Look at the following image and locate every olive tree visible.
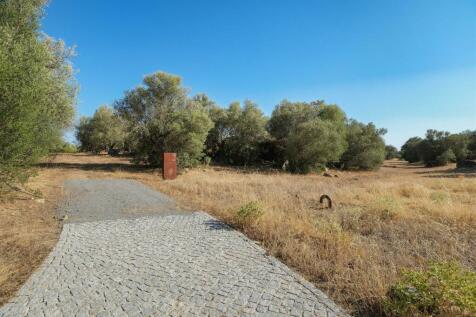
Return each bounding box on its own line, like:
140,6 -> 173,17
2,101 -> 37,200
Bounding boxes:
268,100 -> 347,170
340,120 -> 386,170
217,101 -> 269,165
0,0 -> 76,192
401,137 -> 423,163
286,119 -> 347,173
385,145 -> 400,159
114,72 -> 213,167
76,106 -> 126,153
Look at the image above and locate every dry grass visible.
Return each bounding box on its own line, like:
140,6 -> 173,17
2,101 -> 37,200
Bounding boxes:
1,154 -> 475,316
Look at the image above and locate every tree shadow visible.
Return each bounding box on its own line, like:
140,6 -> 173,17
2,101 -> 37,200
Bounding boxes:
416,168 -> 476,179
203,219 -> 234,231
35,162 -> 159,173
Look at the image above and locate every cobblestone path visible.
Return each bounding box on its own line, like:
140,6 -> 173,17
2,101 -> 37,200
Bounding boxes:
0,180 -> 347,317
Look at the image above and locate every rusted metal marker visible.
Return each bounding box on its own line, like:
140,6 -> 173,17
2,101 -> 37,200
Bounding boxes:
163,152 -> 177,180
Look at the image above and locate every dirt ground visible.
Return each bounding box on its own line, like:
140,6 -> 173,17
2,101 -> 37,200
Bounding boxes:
1,153 -> 475,314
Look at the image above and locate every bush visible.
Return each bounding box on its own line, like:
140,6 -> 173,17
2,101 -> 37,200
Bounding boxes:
236,201 -> 264,226
384,261 -> 476,316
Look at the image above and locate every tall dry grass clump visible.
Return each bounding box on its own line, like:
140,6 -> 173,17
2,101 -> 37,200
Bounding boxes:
153,166 -> 476,316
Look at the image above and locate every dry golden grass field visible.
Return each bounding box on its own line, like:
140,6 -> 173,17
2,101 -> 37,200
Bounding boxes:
1,153 -> 475,315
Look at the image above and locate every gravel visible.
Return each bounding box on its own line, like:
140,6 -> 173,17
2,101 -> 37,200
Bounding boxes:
58,179 -> 185,223
0,179 -> 347,317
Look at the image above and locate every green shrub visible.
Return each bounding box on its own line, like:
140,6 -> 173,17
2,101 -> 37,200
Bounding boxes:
384,261 -> 476,316
236,201 -> 264,226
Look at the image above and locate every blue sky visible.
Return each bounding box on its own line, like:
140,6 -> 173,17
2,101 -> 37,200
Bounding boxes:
42,0 -> 476,148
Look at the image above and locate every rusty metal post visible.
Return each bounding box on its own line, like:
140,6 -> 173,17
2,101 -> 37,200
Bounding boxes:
163,153 -> 177,180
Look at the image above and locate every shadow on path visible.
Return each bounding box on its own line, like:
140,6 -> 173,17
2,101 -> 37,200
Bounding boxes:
36,162 -> 157,173
203,219 -> 234,231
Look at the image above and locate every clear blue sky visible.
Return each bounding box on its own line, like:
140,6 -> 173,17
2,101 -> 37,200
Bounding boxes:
42,0 -> 476,148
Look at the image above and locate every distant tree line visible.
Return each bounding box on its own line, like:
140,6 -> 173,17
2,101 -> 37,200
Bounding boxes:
401,130 -> 476,166
385,145 -> 400,160
76,72 -> 387,173
0,0 -> 77,193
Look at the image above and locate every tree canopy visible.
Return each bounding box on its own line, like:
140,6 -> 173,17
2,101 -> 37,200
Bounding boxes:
113,72 -> 213,167
211,100 -> 269,166
76,106 -> 126,153
340,121 -> 386,170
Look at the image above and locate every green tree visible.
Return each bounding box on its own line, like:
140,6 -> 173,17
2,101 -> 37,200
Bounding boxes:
446,132 -> 470,161
267,100 -> 347,166
219,101 -> 269,165
286,118 -> 347,173
114,72 -> 213,167
401,137 -> 423,163
416,130 -> 452,166
467,131 -> 476,159
268,100 -> 322,140
75,117 -> 94,152
435,149 -> 456,166
385,145 -> 400,159
0,0 -> 76,192
340,120 -> 386,170
402,130 -> 475,166
204,105 -> 228,160
188,93 -> 228,161
76,106 -> 126,153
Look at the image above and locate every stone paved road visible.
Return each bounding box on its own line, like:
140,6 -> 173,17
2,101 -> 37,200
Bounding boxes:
0,180 -> 347,317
